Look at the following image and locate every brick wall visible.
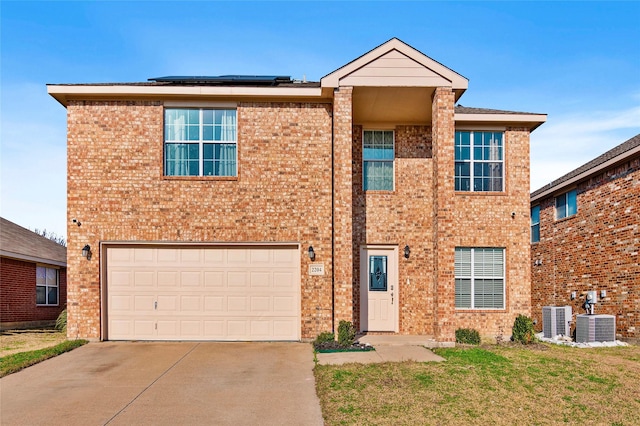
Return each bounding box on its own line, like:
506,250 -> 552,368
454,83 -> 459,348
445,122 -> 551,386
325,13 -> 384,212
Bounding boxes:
0,257 -> 67,325
531,157 -> 640,340
453,128 -> 533,341
352,125 -> 435,334
66,100 -> 334,340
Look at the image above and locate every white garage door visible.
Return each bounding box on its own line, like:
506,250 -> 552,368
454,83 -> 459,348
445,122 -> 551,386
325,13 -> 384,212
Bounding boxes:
105,245 -> 300,341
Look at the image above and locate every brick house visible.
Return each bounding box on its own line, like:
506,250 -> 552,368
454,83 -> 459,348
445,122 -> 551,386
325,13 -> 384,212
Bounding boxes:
0,217 -> 67,329
530,134 -> 640,341
48,38 -> 545,343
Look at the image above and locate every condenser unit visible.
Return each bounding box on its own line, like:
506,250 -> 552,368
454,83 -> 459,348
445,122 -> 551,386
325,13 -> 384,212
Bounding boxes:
542,306 -> 572,338
576,314 -> 616,343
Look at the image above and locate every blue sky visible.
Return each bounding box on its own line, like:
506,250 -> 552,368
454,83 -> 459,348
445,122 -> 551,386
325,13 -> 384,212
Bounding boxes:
2,1 -> 639,237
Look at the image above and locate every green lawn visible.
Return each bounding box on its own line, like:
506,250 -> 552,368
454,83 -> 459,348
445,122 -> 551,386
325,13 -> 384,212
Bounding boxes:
314,344 -> 640,425
0,339 -> 88,377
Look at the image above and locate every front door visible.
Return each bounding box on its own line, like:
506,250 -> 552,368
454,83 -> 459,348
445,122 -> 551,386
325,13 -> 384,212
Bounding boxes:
360,247 -> 398,332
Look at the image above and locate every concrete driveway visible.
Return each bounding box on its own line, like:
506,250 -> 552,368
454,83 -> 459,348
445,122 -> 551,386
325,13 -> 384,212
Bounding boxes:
0,342 -> 323,426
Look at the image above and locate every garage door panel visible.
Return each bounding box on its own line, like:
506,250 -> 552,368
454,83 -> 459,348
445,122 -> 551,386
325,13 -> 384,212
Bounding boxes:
250,271 -> 271,287
180,271 -> 201,287
227,296 -> 248,312
204,249 -> 224,264
134,295 -> 155,312
204,271 -> 224,287
134,271 -> 155,287
251,296 -> 271,311
180,295 -> 201,311
107,246 -> 300,341
204,296 -> 224,312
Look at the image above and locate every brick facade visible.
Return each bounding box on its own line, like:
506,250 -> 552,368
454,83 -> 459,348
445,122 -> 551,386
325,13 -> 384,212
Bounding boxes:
531,156 -> 640,340
0,257 -> 67,327
55,39 -> 544,343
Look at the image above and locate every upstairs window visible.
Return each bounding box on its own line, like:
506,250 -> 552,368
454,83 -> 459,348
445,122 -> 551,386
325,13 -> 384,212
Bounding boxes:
164,108 -> 237,177
455,131 -> 503,192
455,247 -> 505,309
36,266 -> 59,306
531,205 -> 540,243
363,130 -> 394,191
555,189 -> 577,219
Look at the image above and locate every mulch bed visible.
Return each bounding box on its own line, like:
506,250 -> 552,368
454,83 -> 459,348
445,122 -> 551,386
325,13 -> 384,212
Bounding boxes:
314,341 -> 375,353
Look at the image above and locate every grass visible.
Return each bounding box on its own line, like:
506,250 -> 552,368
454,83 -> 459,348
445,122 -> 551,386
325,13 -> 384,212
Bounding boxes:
314,343 -> 640,425
0,339 -> 88,377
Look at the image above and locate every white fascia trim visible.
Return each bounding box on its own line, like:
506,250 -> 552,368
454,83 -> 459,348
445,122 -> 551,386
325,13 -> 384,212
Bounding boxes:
455,112 -> 547,124
530,145 -> 640,203
0,250 -> 66,267
47,85 -> 323,104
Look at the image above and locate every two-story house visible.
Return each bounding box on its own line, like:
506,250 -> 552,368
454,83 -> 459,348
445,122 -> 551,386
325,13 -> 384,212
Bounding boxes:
531,134 -> 639,341
48,38 -> 545,343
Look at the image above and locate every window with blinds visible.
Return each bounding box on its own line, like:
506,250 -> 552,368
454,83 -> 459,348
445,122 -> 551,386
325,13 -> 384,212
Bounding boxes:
455,247 -> 505,309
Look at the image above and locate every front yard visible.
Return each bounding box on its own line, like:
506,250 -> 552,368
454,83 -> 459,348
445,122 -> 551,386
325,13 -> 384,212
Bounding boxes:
314,343 -> 640,425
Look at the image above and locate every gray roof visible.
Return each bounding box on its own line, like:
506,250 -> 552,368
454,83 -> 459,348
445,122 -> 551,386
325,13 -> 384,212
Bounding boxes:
455,105 -> 542,115
531,133 -> 640,199
0,218 -> 66,266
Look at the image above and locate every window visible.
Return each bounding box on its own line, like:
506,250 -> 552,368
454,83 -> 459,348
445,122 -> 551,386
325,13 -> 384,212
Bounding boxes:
164,108 -> 237,177
363,130 -> 394,191
455,248 -> 504,309
531,205 -> 540,243
36,266 -> 58,306
369,256 -> 388,291
555,189 -> 577,219
455,131 -> 503,192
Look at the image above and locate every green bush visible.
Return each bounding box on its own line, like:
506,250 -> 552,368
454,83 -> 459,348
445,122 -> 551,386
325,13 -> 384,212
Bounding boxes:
55,308 -> 67,332
314,331 -> 335,345
337,320 -> 356,347
455,328 -> 481,345
512,314 -> 536,344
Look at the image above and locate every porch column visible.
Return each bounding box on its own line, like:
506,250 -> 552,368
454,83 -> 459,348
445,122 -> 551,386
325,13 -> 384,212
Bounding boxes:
333,87 -> 354,326
432,87 -> 456,342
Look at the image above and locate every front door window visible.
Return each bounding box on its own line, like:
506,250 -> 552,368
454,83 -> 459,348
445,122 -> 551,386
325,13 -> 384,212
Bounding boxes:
369,256 -> 387,291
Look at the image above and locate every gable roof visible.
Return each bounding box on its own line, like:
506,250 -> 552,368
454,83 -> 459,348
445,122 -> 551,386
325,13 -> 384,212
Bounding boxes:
0,218 -> 67,267
321,38 -> 468,98
531,133 -> 640,202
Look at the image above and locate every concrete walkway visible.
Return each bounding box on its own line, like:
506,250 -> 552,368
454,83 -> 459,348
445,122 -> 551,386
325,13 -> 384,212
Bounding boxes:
1,342 -> 323,426
316,335 -> 447,365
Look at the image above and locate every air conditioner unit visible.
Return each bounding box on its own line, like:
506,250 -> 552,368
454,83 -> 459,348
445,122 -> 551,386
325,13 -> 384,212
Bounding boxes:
542,306 -> 572,338
576,314 -> 616,343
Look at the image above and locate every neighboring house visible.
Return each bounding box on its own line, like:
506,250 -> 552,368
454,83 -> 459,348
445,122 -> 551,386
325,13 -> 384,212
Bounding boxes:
0,217 -> 67,329
48,38 -> 545,343
530,134 -> 640,341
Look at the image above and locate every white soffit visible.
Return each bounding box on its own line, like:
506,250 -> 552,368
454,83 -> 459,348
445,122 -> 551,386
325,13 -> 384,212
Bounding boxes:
321,38 -> 468,90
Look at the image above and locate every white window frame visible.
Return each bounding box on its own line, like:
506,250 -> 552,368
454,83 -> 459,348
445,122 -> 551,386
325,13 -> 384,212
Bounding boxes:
555,189 -> 577,220
455,131 -> 504,192
531,205 -> 540,243
362,129 -> 395,191
164,108 -> 237,177
455,247 -> 505,309
36,265 -> 59,306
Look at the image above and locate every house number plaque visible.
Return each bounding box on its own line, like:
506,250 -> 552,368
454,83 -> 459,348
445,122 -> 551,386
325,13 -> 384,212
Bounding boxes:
309,263 -> 325,276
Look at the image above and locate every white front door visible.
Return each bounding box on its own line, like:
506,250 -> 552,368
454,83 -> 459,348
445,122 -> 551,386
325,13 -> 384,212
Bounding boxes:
360,247 -> 398,332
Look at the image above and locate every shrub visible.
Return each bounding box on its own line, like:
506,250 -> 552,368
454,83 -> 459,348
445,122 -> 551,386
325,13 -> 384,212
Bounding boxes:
337,320 -> 356,347
55,308 -> 67,332
512,314 -> 536,344
455,328 -> 481,345
314,331 -> 335,346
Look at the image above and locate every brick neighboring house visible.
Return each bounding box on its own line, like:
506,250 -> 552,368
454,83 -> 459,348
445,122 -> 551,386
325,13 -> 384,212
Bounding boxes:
530,134 -> 640,341
0,217 -> 67,329
48,38 -> 545,343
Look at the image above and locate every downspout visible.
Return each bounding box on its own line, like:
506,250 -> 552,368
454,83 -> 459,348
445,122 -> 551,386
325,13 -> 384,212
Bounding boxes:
330,93 -> 336,335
